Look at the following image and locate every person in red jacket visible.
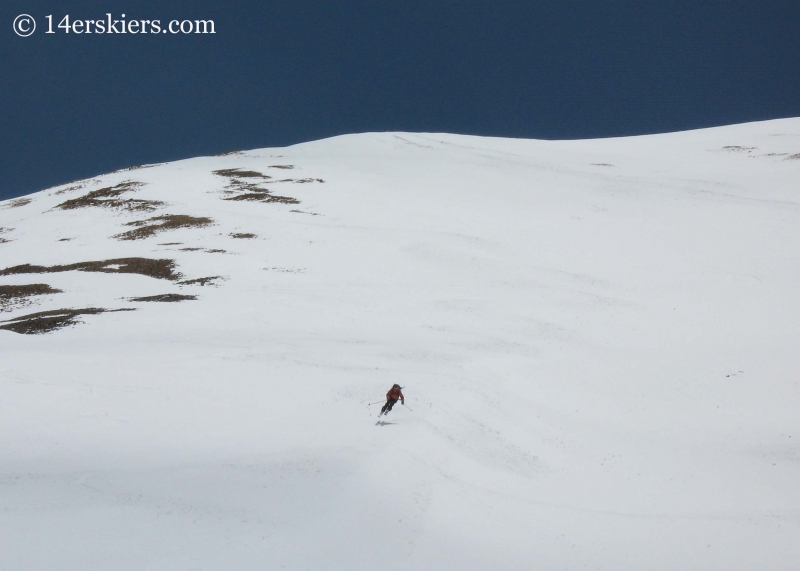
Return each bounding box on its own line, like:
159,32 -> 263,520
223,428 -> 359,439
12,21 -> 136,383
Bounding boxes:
380,384 -> 404,416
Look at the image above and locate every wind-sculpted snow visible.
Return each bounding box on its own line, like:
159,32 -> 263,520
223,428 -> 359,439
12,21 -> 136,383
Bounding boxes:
1,119 -> 799,570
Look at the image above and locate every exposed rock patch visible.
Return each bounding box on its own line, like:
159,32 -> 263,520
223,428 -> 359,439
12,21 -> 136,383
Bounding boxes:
112,163 -> 162,173
0,307 -> 134,335
178,276 -> 223,287
0,284 -> 62,311
225,192 -> 299,204
51,179 -> 99,196
129,294 -> 197,303
273,178 -> 324,184
2,198 -> 32,209
213,168 -> 271,179
720,146 -> 756,152
213,168 -> 303,204
114,215 -> 214,241
56,181 -> 163,212
1,258 -> 181,281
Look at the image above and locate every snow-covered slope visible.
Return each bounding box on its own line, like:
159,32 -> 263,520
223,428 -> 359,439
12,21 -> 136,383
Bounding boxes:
1,120 -> 799,570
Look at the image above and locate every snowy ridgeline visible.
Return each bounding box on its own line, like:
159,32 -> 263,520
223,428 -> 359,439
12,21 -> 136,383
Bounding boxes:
1,120 -> 799,570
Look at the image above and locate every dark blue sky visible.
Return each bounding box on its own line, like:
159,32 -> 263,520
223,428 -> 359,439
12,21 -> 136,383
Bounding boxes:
2,1 -> 799,200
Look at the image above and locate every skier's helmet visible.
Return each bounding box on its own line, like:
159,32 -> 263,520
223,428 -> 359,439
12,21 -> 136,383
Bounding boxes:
393,383 -> 400,388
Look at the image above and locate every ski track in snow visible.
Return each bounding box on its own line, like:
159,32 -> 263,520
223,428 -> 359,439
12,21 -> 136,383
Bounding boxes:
1,119 -> 800,570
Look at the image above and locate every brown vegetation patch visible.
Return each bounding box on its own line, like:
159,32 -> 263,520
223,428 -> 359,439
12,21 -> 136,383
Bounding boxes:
270,165 -> 294,169
290,210 -> 320,216
0,307 -> 134,335
213,168 -> 271,179
0,238 -> 10,244
178,276 -> 222,287
58,238 -> 73,242
158,242 -> 183,246
224,193 -> 299,204
56,181 -> 163,212
230,232 -> 257,239
114,214 -> 214,241
52,184 -> 86,196
112,163 -> 162,173
129,294 -> 197,303
212,168 -> 307,204
721,146 -> 756,152
214,150 -> 244,157
272,178 -> 324,184
205,249 -> 227,254
787,154 -> 800,161
3,198 -> 32,209
51,178 -> 106,196
0,284 -> 62,311
1,257 -> 181,281
264,267 -> 305,274
180,247 -> 204,252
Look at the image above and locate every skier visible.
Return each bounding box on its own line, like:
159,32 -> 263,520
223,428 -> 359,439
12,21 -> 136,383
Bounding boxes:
380,384 -> 404,416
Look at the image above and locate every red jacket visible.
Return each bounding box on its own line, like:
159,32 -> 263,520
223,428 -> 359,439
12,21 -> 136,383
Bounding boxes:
386,386 -> 404,403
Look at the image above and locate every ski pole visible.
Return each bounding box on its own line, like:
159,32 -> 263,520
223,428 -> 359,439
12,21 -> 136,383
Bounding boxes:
368,400 -> 384,407
403,404 -> 413,412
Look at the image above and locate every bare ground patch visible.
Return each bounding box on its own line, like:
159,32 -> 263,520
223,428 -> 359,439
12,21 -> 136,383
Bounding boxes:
290,209 -> 320,216
2,198 -> 32,209
56,181 -> 164,212
230,232 -> 257,239
264,267 -> 305,274
225,193 -> 299,204
112,163 -> 163,173
0,307 -> 135,335
719,146 -> 757,153
213,168 -> 271,179
114,215 -> 214,241
1,257 -> 181,281
271,178 -> 324,184
49,178 -> 102,196
0,284 -> 62,312
0,238 -> 10,244
178,276 -> 223,287
787,154 -> 800,161
270,165 -> 294,169
213,168 -> 306,204
129,294 -> 197,302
